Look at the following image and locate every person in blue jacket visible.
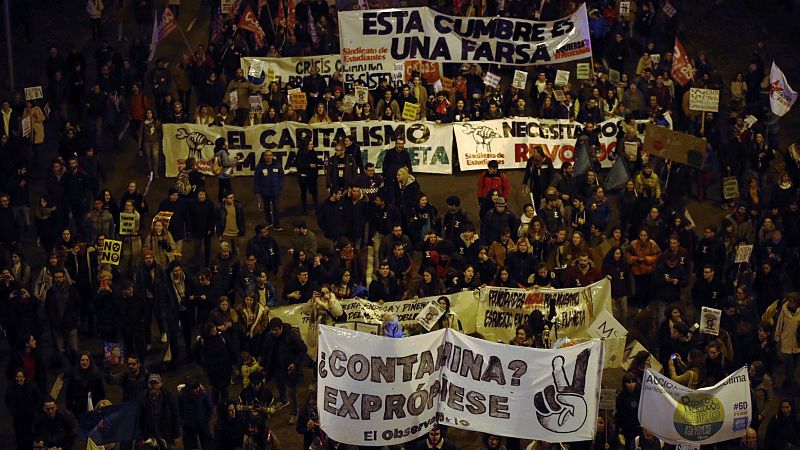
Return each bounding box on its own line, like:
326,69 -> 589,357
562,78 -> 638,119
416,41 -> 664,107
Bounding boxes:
254,150 -> 285,231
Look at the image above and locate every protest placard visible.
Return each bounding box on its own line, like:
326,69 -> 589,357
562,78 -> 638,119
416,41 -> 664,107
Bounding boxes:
700,307 -> 722,336
639,367 -> 751,445
318,326 -> 603,446
152,211 -> 173,228
22,117 -> 31,138
604,336 -> 626,369
512,70 -> 528,89
393,62 -> 404,81
415,301 -> 445,331
402,102 -> 420,121
609,69 -> 620,85
290,91 -> 307,110
599,389 -> 616,411
587,310 -> 627,339
643,124 -> 707,169
441,77 -> 453,91
247,59 -> 264,78
689,88 -> 720,112
662,2 -> 677,17
432,79 -> 443,93
228,91 -> 238,107
743,115 -> 757,128
555,70 -> 570,86
249,95 -> 263,114
576,63 -> 591,80
24,86 -> 43,100
722,177 -> 739,200
651,54 -> 661,65
735,245 -> 753,264
553,89 -> 566,102
119,213 -> 137,235
342,95 -> 357,113
355,86 -> 369,104
104,342 -> 124,366
100,239 -> 123,265
483,72 -> 501,88
619,1 -> 631,16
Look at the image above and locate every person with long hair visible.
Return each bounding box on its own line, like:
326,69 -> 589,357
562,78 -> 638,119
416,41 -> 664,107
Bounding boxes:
65,352 -> 105,416
765,399 -> 800,449
5,368 -> 42,450
143,220 -> 175,268
139,109 -> 162,177
602,246 -> 631,324
615,373 -> 641,445
668,348 -> 705,389
410,266 -> 446,299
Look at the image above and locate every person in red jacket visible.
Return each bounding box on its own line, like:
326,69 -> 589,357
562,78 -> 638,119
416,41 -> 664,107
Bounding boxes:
562,252 -> 602,287
477,160 -> 510,208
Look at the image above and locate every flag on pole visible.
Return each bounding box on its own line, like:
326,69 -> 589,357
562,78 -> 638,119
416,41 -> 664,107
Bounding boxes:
287,0 -> 297,34
672,38 -> 694,87
604,156 -> 631,191
238,6 -> 267,49
149,7 -> 178,61
769,62 -> 798,117
86,438 -> 103,450
258,0 -> 270,19
573,137 -> 591,176
79,402 -> 140,445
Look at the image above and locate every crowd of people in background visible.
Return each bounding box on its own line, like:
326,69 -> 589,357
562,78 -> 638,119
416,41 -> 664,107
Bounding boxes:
0,0 -> 800,449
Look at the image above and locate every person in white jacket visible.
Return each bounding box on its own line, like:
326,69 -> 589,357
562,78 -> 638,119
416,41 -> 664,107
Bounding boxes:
87,0 -> 104,41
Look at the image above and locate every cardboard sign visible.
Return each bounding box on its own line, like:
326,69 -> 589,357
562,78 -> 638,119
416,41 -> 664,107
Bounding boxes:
483,71 -> 501,88
743,115 -> 758,129
119,212 -> 137,235
599,388 -> 616,411
249,95 -> 263,114
24,86 -> 43,101
604,336 -> 626,369
512,70 -> 528,89
624,141 -> 639,160
662,1 -> 677,17
735,244 -> 754,264
587,310 -> 628,339
441,76 -> 453,91
576,63 -> 591,80
402,101 -> 420,121
152,211 -> 174,228
342,95 -> 356,112
100,239 -> 123,266
355,86 -> 369,104
432,79 -> 443,92
555,69 -> 570,86
643,124 -> 707,169
290,91 -> 307,110
415,301 -> 445,331
700,307 -> 722,336
722,176 -> 739,200
392,62 -> 404,81
650,54 -> 661,65
21,116 -> 31,138
248,60 -> 264,78
553,89 -> 566,102
619,1 -> 631,16
609,68 -> 621,85
689,88 -> 720,112
228,90 -> 238,107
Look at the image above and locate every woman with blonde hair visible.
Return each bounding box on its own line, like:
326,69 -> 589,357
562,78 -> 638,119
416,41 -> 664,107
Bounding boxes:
118,199 -> 142,271
143,220 -> 175,267
506,237 -> 537,286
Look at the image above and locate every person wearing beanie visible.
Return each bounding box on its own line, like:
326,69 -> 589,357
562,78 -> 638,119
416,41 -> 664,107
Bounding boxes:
156,187 -> 188,257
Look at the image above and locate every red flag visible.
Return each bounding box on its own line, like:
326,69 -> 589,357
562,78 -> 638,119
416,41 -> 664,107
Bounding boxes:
259,0 -> 270,19
672,38 -> 694,87
149,7 -> 178,61
287,0 -> 297,34
276,0 -> 284,23
238,6 -> 266,49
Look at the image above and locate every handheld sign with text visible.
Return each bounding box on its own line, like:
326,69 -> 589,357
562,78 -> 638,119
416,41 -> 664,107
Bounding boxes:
512,70 -> 528,89
248,60 -> 264,78
355,86 -> 369,104
599,389 -> 616,411
415,301 -> 445,331
662,1 -> 677,17
735,245 -> 753,264
722,177 -> 739,200
100,239 -> 123,266
555,70 -> 570,86
229,91 -> 238,108
619,1 -> 631,16
608,68 -> 620,85
25,86 -> 44,101
249,95 -> 263,114
689,88 -> 720,112
553,89 -> 566,102
290,92 -> 307,110
483,71 -> 501,88
643,124 -> 707,169
152,211 -> 174,228
393,62 -> 404,81
576,63 -> 591,80
743,115 -> 757,129
402,102 -> 421,121
441,76 -> 453,91
342,95 -> 356,113
700,307 -> 722,336
432,79 -> 443,93
119,213 -> 137,235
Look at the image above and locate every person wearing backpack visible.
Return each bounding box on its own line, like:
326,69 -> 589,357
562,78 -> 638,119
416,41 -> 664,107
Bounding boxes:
176,158 -> 204,200
214,138 -> 237,202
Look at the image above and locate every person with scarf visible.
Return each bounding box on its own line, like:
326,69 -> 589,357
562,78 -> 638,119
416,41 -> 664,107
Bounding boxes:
65,352 -> 105,416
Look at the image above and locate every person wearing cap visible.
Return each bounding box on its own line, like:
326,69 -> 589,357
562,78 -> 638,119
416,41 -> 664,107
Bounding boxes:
254,150 -> 285,232
157,188 -> 188,257
214,137 -> 237,202
137,373 -> 181,449
480,196 -> 518,246
261,318 -> 308,425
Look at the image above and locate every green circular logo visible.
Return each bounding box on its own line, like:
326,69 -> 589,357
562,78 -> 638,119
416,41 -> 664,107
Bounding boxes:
673,393 -> 725,441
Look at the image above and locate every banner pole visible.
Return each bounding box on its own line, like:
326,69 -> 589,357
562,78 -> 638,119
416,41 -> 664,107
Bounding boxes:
176,24 -> 195,56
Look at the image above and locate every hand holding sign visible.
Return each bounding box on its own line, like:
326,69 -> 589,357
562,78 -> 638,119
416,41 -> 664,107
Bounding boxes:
534,349 -> 590,433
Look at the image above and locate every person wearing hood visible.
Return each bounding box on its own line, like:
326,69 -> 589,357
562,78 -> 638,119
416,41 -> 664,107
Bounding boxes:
477,160 -> 510,210
765,399 -> 800,449
178,377 -> 214,450
562,252 -> 601,288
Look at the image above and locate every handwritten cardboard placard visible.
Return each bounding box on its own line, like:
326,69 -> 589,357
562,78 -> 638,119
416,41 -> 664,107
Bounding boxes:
402,102 -> 420,121
512,70 -> 528,89
555,69 -> 570,86
576,63 -> 591,80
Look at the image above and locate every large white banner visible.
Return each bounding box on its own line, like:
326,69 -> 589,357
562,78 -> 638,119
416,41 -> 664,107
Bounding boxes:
454,117 -> 623,171
318,325 -> 603,446
162,121 -> 453,177
242,55 -> 395,90
477,278 -> 613,343
339,4 -> 592,69
639,367 -> 752,446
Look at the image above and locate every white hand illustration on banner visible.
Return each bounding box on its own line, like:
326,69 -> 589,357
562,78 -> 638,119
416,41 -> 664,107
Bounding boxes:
534,348 -> 590,433
460,123 -> 501,152
175,128 -> 214,160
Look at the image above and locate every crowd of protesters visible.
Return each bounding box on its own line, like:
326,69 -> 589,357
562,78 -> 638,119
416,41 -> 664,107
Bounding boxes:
0,0 -> 800,449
